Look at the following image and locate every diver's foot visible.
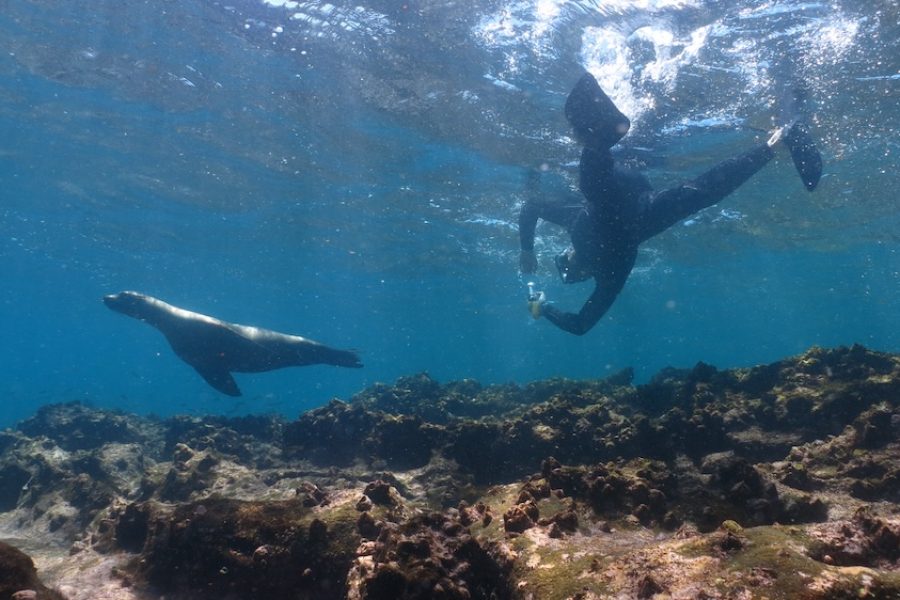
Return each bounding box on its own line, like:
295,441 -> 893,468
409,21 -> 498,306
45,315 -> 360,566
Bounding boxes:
783,121 -> 822,191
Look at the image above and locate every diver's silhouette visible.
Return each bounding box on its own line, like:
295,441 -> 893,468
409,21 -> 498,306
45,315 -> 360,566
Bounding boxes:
521,72 -> 821,335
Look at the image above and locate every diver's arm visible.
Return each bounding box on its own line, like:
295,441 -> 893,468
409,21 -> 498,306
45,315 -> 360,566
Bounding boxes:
540,285 -> 611,336
540,277 -> 622,336
519,194 -> 585,273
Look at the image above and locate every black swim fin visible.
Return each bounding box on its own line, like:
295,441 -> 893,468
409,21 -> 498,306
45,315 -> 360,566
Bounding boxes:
565,72 -> 630,150
784,121 -> 822,192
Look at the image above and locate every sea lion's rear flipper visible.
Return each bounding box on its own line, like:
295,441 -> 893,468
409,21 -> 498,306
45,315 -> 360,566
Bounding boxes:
193,365 -> 242,396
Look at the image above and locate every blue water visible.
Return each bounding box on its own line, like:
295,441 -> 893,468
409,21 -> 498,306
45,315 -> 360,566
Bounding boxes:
1,0 -> 898,427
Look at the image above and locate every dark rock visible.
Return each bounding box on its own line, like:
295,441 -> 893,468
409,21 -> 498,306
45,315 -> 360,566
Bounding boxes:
0,542 -> 67,600
711,531 -> 744,553
156,448 -> 220,502
309,518 -> 328,542
0,431 -> 18,455
605,366 -> 635,387
636,573 -> 665,598
133,498 -> 357,600
662,511 -> 681,530
551,509 -> 579,533
779,493 -> 829,524
296,481 -> 328,507
17,402 -> 145,451
778,462 -> 816,490
632,503 -> 652,525
502,502 -> 537,534
114,502 -> 150,553
854,406 -> 895,449
356,495 -> 374,512
702,452 -> 766,497
547,522 -> 563,538
364,416 -> 437,470
809,508 -> 900,567
357,511 -> 381,540
540,456 -> 562,477
163,414 -> 282,464
848,467 -> 900,502
364,480 -> 402,507
521,478 -> 551,500
546,464 -> 587,498
355,511 -> 511,600
0,464 -> 30,512
283,400 -> 376,465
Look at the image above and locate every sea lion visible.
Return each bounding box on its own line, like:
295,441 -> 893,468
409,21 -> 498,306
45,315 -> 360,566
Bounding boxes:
103,291 -> 362,396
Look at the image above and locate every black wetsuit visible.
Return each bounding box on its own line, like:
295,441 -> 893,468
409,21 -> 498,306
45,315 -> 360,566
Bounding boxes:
520,143 -> 775,335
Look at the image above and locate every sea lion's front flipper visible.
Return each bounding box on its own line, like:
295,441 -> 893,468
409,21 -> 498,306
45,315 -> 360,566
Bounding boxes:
193,365 -> 242,396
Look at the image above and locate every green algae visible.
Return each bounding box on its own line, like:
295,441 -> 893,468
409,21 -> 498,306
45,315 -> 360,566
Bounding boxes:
724,526 -> 825,595
721,519 -> 744,535
511,545 -> 607,600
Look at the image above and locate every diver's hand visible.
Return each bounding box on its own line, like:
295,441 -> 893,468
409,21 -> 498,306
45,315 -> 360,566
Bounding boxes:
520,249 -> 538,274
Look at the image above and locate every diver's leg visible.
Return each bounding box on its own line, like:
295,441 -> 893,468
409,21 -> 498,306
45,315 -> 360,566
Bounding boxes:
637,143 -> 774,241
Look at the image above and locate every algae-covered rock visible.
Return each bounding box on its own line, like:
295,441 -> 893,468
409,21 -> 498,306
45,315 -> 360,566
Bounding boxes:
348,511 -> 511,600
133,497 -> 360,600
17,402 -> 154,452
1,344 -> 900,600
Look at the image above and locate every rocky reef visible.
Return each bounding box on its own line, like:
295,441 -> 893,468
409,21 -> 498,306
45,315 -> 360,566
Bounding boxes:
1,344 -> 899,599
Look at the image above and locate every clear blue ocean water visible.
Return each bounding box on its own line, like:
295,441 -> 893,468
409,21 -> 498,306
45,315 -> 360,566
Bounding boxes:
1,0 -> 898,428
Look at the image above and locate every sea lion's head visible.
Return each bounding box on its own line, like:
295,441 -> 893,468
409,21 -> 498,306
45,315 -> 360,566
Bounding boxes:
103,290 -> 151,319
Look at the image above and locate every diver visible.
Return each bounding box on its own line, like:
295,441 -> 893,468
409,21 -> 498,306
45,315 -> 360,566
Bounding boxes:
521,72 -> 822,335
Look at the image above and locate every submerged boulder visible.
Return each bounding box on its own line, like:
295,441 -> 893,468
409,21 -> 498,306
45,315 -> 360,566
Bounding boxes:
0,542 -> 67,600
